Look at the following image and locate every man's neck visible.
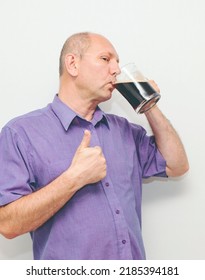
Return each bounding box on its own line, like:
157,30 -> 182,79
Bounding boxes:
58,89 -> 97,122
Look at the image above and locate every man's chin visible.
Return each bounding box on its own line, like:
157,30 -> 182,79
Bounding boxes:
94,88 -> 114,105
103,90 -> 113,102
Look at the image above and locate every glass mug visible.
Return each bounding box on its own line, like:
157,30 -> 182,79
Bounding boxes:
115,63 -> 161,113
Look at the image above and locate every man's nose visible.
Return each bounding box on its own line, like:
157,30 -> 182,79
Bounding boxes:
111,62 -> 121,76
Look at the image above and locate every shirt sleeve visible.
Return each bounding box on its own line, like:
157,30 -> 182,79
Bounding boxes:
0,126 -> 34,206
132,124 -> 168,179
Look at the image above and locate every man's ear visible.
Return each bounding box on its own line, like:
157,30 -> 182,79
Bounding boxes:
64,53 -> 79,77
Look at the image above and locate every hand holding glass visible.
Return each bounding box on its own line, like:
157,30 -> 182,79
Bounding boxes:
115,63 -> 161,114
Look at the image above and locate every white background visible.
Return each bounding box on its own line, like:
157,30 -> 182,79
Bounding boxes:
0,0 -> 204,260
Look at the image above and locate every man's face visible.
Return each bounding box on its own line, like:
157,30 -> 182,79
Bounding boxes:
76,35 -> 121,103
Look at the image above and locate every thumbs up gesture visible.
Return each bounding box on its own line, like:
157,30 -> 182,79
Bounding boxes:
68,130 -> 107,190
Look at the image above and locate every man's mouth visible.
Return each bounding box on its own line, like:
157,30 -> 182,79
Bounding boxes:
108,80 -> 116,88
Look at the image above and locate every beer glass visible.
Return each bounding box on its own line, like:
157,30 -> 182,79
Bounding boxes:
115,63 -> 161,113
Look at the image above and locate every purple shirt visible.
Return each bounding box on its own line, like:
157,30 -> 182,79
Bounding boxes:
0,95 -> 167,260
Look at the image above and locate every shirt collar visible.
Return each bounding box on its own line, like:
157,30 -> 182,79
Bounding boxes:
51,95 -> 110,131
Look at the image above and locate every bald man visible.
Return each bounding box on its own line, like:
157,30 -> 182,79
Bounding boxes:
0,32 -> 188,259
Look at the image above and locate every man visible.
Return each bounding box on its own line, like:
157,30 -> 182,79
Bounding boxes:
0,32 -> 189,259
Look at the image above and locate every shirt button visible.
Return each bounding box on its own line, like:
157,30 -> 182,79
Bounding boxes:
122,240 -> 126,244
116,210 -> 120,214
105,182 -> 109,187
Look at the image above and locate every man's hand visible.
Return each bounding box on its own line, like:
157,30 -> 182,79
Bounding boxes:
148,79 -> 160,94
67,130 -> 107,189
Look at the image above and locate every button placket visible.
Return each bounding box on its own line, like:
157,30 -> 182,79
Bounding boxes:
89,126 -> 132,259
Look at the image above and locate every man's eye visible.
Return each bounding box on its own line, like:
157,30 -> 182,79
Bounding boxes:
101,57 -> 109,62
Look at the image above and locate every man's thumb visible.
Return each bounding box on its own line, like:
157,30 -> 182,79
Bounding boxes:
78,130 -> 91,150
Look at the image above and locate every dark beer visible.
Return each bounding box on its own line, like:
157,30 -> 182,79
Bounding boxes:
115,81 -> 160,113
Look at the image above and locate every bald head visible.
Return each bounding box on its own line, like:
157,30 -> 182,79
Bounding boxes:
59,32 -> 92,76
59,32 -> 118,77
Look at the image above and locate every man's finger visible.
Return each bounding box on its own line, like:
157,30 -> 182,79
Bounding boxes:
78,130 -> 91,150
